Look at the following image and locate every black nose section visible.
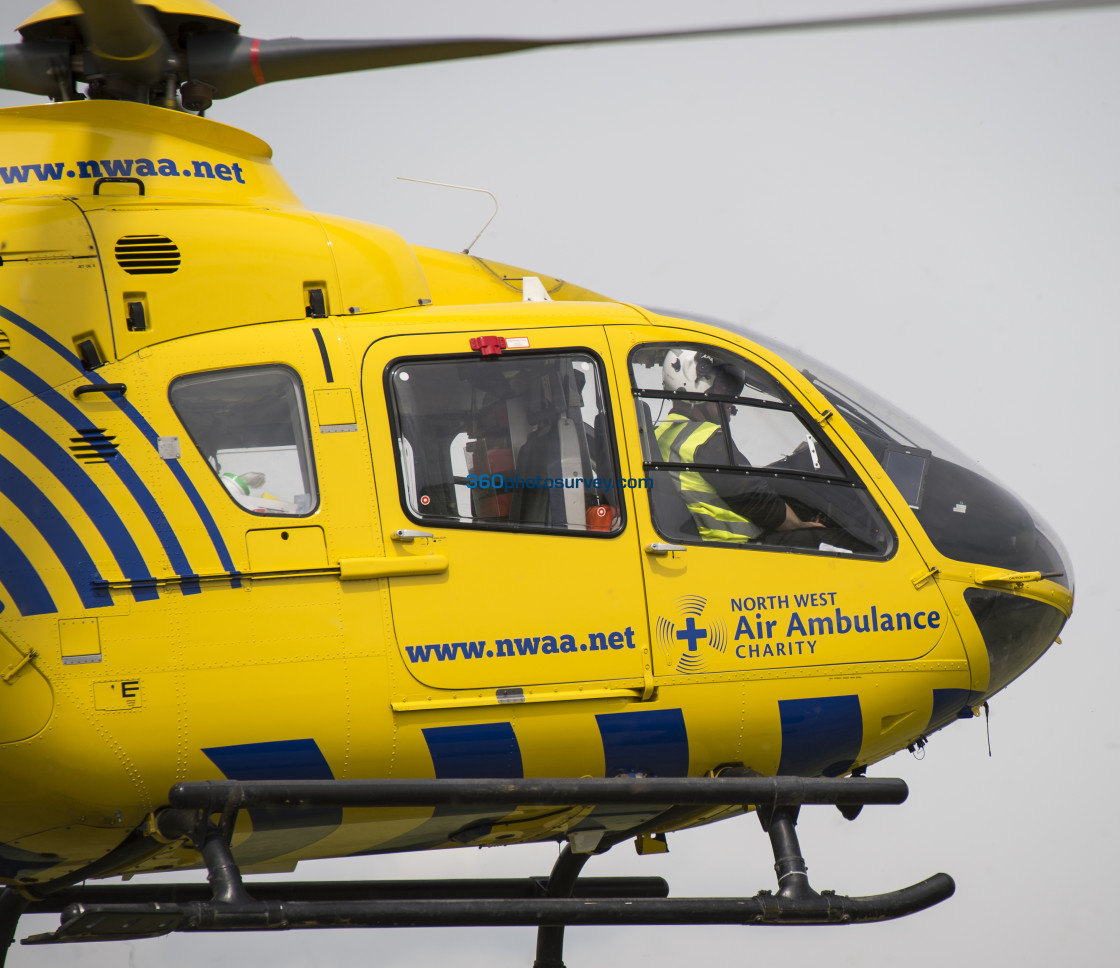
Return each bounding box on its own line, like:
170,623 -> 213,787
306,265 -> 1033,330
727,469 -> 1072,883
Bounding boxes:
905,455 -> 1072,589
965,588 -> 1066,700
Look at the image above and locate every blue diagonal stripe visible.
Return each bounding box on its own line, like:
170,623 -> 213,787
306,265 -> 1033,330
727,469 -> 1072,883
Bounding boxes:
0,526 -> 55,616
0,353 -> 198,587
0,453 -> 108,609
204,737 -> 336,786
0,404 -> 156,601
1,301 -> 233,578
100,380 -> 234,576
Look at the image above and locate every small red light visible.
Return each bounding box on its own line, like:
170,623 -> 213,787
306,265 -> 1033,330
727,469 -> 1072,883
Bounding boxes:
470,335 -> 507,356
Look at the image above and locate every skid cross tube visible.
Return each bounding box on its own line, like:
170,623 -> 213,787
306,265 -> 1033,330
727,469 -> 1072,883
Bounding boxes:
168,775 -> 909,812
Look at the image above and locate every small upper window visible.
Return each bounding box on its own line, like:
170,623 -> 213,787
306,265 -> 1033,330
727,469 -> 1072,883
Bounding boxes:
170,365 -> 317,515
388,351 -> 622,534
630,344 -> 892,556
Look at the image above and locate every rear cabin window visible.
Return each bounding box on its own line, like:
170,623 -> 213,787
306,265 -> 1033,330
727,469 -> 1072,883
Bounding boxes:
387,352 -> 623,534
630,343 -> 893,556
169,365 -> 318,515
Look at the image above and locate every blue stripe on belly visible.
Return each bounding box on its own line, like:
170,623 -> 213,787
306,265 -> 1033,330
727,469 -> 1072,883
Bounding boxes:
202,738 -> 339,865
777,695 -> 863,777
595,707 -> 689,777
422,722 -> 524,779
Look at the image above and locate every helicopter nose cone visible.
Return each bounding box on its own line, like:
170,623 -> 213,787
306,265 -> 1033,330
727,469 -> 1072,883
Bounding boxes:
888,447 -> 1073,700
964,588 -> 1067,701
902,455 -> 1073,698
730,323 -> 1074,701
875,445 -> 1072,701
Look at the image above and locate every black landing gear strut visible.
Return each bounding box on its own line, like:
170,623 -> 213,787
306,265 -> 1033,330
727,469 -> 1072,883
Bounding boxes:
6,775 -> 954,968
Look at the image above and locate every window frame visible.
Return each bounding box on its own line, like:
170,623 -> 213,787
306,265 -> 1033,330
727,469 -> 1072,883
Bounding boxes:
383,347 -> 627,538
629,342 -> 895,557
168,363 -> 320,518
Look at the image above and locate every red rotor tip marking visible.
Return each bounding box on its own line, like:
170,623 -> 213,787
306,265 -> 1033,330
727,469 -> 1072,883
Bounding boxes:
250,39 -> 264,86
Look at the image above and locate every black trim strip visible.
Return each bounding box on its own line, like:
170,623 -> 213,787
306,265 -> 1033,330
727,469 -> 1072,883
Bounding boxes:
643,461 -> 857,486
312,328 -> 334,383
632,387 -> 793,412
88,570 -> 343,591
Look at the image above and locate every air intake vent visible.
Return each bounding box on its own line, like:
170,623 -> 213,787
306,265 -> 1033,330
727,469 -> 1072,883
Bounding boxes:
115,235 -> 181,275
69,428 -> 119,463
0,329 -> 9,358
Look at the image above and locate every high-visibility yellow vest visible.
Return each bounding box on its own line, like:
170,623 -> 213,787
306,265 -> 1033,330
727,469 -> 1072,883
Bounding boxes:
654,414 -> 761,542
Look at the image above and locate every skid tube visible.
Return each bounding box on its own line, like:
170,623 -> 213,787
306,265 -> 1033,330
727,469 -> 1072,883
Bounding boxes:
9,774 -> 955,967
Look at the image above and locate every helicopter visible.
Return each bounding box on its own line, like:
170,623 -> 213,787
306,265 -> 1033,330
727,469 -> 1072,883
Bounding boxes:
0,1 -> 1102,966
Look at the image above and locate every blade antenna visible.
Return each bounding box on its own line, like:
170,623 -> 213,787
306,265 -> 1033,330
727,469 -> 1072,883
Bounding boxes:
397,177 -> 499,254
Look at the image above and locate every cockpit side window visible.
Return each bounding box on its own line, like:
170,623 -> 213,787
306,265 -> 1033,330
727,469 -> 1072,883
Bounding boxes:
169,365 -> 318,515
387,351 -> 623,535
629,343 -> 893,556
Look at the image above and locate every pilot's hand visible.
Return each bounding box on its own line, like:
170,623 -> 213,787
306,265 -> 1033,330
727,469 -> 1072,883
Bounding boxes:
775,505 -> 824,531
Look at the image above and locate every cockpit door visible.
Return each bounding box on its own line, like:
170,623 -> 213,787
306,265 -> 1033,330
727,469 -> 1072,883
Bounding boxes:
608,326 -> 961,681
362,326 -> 652,702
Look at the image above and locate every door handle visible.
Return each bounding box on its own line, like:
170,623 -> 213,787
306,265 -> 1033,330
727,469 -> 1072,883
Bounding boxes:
645,542 -> 687,555
393,529 -> 435,542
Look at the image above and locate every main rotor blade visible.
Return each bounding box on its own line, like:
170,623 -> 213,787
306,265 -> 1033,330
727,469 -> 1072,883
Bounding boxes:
72,0 -> 171,87
0,41 -> 72,98
188,0 -> 1120,99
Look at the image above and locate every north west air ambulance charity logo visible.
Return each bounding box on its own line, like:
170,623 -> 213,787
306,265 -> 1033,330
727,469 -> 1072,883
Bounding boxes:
655,595 -> 728,673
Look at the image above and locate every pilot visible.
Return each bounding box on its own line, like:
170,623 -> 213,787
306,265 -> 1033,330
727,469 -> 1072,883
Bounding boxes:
656,348 -> 865,551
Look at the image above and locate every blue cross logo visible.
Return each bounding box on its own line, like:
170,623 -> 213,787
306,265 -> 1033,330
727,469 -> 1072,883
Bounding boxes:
675,616 -> 708,652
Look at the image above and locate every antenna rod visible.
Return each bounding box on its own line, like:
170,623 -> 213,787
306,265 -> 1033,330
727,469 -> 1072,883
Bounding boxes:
398,177 -> 499,253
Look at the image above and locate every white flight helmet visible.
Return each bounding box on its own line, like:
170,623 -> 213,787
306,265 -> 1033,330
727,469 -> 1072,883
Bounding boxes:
662,349 -> 716,394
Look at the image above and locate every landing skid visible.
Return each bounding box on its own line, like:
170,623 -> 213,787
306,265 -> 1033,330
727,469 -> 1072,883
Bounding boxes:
3,774 -> 954,967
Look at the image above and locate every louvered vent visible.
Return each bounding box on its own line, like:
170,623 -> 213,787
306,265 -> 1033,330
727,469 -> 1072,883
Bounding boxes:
0,329 -> 9,358
115,235 -> 181,275
70,429 -> 119,463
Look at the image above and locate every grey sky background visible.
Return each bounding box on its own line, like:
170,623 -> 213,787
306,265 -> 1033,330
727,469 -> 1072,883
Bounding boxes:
3,1 -> 1118,965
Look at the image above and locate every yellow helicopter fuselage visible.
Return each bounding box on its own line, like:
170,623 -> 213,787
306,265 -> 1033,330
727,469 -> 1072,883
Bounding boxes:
0,100 -> 1071,888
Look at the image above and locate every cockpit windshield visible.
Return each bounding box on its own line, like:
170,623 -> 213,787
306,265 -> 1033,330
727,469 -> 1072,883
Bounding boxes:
675,315 -> 1072,589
